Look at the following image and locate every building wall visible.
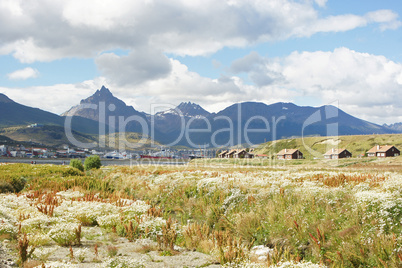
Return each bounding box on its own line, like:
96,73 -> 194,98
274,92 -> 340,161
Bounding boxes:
385,147 -> 400,157
339,151 -> 352,159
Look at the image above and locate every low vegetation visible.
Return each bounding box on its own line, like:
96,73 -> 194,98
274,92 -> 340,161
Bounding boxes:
0,160 -> 401,267
254,134 -> 402,159
0,125 -> 160,149
84,155 -> 102,171
69,159 -> 84,172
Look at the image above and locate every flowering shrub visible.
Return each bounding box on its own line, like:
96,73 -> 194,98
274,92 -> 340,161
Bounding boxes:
54,201 -> 117,226
139,216 -> 166,236
32,246 -> 59,262
21,214 -> 55,231
56,190 -> 84,200
122,200 -> 151,217
97,213 -> 121,228
0,218 -> 17,236
47,222 -> 81,246
75,247 -> 89,263
1,163 -> 402,267
27,232 -> 51,247
355,190 -> 402,234
96,256 -> 145,268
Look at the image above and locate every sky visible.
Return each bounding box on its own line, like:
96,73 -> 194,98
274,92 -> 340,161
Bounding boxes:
1,0 -> 402,124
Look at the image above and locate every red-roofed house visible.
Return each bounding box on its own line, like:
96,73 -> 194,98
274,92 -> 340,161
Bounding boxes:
276,149 -> 303,160
218,150 -> 228,158
324,148 -> 352,159
367,145 -> 400,158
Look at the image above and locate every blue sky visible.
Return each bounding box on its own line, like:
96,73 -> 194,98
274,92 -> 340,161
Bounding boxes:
1,0 -> 402,124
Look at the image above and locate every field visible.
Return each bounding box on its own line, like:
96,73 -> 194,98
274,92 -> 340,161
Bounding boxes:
0,157 -> 402,267
254,134 -> 402,159
0,125 -> 159,149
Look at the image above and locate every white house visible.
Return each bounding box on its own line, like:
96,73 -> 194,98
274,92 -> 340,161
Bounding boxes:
0,145 -> 7,156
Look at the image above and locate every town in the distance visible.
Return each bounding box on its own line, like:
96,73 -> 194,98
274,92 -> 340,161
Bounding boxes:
1,86 -> 402,162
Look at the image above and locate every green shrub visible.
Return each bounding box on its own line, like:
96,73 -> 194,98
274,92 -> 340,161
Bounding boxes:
0,177 -> 26,193
84,155 -> 102,170
70,159 -> 84,172
11,177 -> 27,192
0,181 -> 14,193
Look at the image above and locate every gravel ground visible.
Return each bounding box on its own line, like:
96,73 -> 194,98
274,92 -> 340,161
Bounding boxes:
0,244 -> 15,268
0,237 -> 221,268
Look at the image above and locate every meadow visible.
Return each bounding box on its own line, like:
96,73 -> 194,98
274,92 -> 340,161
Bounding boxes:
0,158 -> 401,267
253,134 -> 402,160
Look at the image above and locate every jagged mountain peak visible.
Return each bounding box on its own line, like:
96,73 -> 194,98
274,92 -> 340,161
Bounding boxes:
80,85 -> 115,104
156,102 -> 210,118
98,85 -> 113,95
176,102 -> 210,117
62,86 -> 143,123
383,122 -> 402,133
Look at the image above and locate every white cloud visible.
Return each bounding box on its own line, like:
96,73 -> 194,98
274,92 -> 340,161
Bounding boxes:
2,48 -> 402,124
116,59 -> 296,114
0,0 -> 399,64
0,78 -> 109,114
95,48 -> 172,86
314,0 -> 327,7
0,0 -> 401,124
0,58 -> 297,119
366,10 -> 402,30
293,9 -> 401,37
7,67 -> 39,80
232,47 -> 402,123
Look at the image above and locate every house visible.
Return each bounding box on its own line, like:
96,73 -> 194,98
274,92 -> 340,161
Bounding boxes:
0,145 -> 7,156
277,149 -> 303,160
225,149 -> 238,158
367,145 -> 400,158
33,148 -> 48,158
218,150 -> 228,158
222,149 -> 254,159
27,123 -> 44,128
324,148 -> 352,159
255,154 -> 268,159
234,149 -> 254,159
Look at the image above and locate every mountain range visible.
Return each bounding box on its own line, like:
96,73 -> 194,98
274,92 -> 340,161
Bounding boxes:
0,86 -> 400,148
0,93 -> 102,134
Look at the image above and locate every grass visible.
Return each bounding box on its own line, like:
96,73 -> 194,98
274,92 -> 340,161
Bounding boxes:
0,125 -> 96,147
0,162 -> 401,267
0,125 -> 160,149
0,164 -> 83,193
254,133 -> 402,160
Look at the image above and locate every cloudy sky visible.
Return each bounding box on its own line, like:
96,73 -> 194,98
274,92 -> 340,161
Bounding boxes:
1,0 -> 402,124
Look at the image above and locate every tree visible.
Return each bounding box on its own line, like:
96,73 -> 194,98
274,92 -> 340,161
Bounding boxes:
70,159 -> 84,172
84,155 -> 102,170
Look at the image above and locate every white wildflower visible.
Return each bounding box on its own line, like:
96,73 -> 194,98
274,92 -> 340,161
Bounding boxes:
47,222 -> 80,246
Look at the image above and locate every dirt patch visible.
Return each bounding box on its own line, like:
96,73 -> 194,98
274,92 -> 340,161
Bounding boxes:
318,138 -> 340,145
2,235 -> 220,267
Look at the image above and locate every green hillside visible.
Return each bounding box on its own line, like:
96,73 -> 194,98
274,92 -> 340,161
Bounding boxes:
0,125 -> 159,150
254,134 -> 402,159
0,95 -> 106,134
0,125 -> 97,147
99,132 -> 161,150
